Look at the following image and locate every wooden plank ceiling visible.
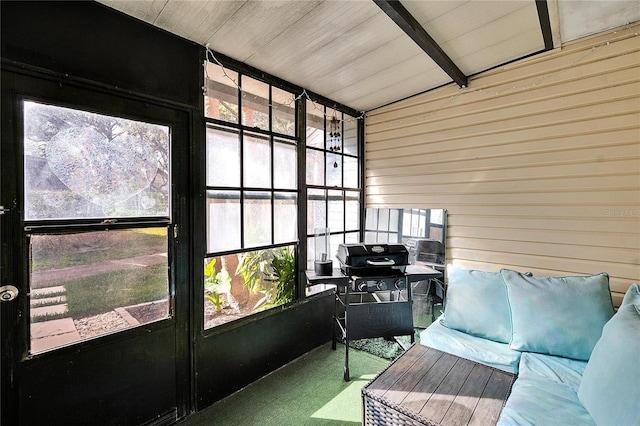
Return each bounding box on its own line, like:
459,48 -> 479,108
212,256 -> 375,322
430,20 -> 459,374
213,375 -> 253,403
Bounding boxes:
98,0 -> 640,112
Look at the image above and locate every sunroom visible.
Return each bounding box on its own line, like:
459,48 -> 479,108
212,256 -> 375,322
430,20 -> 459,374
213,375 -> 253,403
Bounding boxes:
1,1 -> 638,425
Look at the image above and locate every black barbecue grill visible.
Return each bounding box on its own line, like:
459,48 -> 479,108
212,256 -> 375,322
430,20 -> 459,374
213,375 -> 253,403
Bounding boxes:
336,243 -> 410,277
331,243 -> 440,381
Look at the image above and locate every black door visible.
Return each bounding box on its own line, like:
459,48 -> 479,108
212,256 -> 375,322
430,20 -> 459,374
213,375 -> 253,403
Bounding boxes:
1,69 -> 191,425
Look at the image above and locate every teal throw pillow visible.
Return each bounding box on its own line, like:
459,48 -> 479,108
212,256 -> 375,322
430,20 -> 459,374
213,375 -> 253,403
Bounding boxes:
578,304 -> 640,426
502,270 -> 614,360
443,266 -> 512,343
621,283 -> 640,307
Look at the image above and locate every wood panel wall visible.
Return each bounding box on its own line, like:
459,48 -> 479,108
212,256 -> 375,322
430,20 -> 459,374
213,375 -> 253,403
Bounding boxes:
365,23 -> 640,306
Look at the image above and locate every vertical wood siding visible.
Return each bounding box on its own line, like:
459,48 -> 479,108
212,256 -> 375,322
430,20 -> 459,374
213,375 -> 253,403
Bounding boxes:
365,24 -> 640,306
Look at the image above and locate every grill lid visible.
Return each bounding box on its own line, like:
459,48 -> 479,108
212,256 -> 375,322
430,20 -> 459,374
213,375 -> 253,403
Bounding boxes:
337,243 -> 410,276
405,238 -> 445,267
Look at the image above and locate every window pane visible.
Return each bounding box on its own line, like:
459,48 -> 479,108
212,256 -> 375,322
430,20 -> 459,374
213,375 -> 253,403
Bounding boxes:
345,232 -> 359,244
244,133 -> 271,188
365,207 -> 378,230
24,101 -> 170,220
244,191 -> 271,247
343,115 -> 358,156
329,234 -> 341,267
328,190 -> 344,233
272,87 -> 295,136
307,188 -> 326,234
431,209 -> 444,225
306,100 -> 324,149
326,152 -> 341,187
206,126 -> 240,187
207,190 -> 241,252
204,245 -> 296,329
274,140 -> 296,189
344,155 -> 358,188
306,148 -> 324,186
241,76 -> 269,130
204,62 -> 239,123
390,209 -> 400,232
274,192 -> 297,244
402,210 -> 411,236
379,209 -> 391,231
30,229 -> 169,354
306,238 -> 315,270
345,190 -> 360,231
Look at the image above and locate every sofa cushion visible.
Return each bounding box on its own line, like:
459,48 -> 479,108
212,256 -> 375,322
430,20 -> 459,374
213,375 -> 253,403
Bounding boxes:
502,270 -> 614,360
621,282 -> 640,307
443,266 -> 512,343
419,316 -> 521,374
518,352 -> 587,391
498,376 -> 596,426
578,304 -> 640,426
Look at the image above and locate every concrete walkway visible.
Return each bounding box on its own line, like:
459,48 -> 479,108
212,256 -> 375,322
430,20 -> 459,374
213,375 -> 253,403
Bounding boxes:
31,253 -> 168,287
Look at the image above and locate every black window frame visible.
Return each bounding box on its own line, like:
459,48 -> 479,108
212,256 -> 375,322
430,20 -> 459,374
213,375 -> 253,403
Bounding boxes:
201,51 -> 364,334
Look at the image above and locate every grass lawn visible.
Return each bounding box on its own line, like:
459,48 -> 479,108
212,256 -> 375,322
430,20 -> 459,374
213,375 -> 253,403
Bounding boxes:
63,263 -> 168,318
31,228 -> 167,271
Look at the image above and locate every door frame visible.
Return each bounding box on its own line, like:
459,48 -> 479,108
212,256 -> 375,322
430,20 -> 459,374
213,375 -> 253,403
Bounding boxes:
0,65 -> 193,426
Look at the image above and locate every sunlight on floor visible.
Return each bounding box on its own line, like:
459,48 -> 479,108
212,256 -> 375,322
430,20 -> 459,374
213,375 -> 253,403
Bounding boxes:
311,374 -> 378,423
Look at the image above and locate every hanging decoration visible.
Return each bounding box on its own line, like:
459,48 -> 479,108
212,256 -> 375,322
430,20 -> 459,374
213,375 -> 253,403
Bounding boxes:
328,114 -> 341,153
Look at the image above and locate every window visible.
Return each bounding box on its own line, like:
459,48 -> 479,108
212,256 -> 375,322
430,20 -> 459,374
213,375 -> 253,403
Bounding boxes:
23,101 -> 171,353
306,102 -> 362,269
204,62 -> 298,329
364,208 -> 445,243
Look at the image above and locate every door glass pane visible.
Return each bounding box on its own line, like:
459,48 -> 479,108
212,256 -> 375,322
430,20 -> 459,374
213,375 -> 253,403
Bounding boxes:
241,77 -> 269,130
23,101 -> 170,220
207,190 -> 241,252
206,126 -> 240,187
204,62 -> 239,123
30,228 -> 169,354
244,191 -> 271,248
244,133 -> 271,188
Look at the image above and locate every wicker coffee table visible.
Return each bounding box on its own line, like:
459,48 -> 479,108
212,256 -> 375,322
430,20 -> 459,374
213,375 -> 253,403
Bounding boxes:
362,345 -> 515,426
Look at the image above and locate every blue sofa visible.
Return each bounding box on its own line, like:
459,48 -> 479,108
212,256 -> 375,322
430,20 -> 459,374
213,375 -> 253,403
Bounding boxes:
419,266 -> 640,426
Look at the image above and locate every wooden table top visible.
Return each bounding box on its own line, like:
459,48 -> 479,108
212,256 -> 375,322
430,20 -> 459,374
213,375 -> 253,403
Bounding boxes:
363,344 -> 516,426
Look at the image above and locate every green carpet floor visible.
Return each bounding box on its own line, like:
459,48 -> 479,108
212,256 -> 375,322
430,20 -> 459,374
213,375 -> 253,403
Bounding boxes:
179,342 -> 391,426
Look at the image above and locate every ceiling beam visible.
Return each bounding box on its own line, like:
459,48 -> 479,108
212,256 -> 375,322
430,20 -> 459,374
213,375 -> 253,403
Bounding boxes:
373,0 -> 468,88
536,0 -> 555,50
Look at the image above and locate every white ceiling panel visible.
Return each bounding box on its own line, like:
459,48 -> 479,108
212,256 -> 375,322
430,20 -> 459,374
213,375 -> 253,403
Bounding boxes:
446,3 -> 545,73
202,0 -> 323,62
99,0 -> 169,23
405,0 -> 544,75
251,1 -> 387,76
98,0 -> 639,111
558,0 -> 640,42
